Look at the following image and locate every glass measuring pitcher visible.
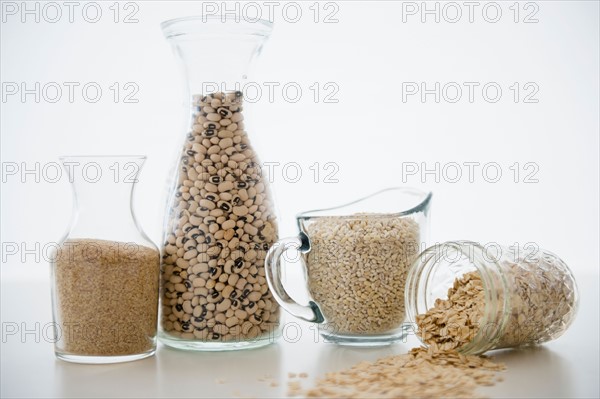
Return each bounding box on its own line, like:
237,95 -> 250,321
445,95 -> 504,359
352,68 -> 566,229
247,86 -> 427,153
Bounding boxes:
266,187 -> 432,346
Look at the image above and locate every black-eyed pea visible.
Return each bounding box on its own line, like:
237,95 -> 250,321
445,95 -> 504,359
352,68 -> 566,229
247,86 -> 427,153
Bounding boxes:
249,314 -> 262,325
247,326 -> 261,338
221,219 -> 236,230
173,305 -> 184,319
184,249 -> 198,260
215,313 -> 226,324
215,282 -> 225,292
174,283 -> 187,293
247,275 -> 257,284
262,311 -> 271,321
248,291 -> 262,302
228,237 -> 239,250
240,269 -> 249,278
222,285 -> 235,298
230,153 -> 245,162
241,321 -> 253,335
221,262 -> 233,278
193,262 -> 209,274
229,325 -> 242,336
244,224 -> 259,236
206,112 -> 221,122
218,128 -> 233,138
208,223 -> 219,234
244,300 -> 258,315
207,319 -> 216,328
184,239 -> 197,251
214,324 -> 229,335
191,296 -> 199,307
204,182 -> 218,193
217,180 -> 234,192
231,112 -> 243,123
218,273 -> 229,283
193,329 -> 209,340
192,277 -> 206,288
183,301 -> 193,314
218,191 -> 232,201
210,209 -> 224,217
235,309 -> 248,320
182,292 -> 194,301
260,284 -> 269,295
248,187 -> 257,198
216,298 -> 231,313
225,316 -> 239,328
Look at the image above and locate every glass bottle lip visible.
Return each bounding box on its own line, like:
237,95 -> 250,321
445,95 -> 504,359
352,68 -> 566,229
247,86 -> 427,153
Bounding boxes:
161,15 -> 274,40
59,155 -> 146,160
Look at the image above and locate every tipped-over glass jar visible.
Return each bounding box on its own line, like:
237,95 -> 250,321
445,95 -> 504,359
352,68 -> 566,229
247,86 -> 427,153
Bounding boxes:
405,241 -> 579,355
158,16 -> 280,351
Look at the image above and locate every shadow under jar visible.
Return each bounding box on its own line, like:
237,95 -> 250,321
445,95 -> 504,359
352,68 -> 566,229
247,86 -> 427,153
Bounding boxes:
158,16 -> 280,351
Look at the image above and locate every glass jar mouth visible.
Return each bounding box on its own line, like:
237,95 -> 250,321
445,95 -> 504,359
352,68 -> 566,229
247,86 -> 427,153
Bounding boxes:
405,241 -> 511,355
161,15 -> 274,40
297,187 -> 432,221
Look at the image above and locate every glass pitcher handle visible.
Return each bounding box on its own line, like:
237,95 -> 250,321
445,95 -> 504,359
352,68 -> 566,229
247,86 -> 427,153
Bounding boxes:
265,236 -> 324,323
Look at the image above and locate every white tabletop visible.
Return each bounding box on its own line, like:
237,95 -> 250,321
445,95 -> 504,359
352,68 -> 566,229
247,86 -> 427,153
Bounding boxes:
1,275 -> 598,398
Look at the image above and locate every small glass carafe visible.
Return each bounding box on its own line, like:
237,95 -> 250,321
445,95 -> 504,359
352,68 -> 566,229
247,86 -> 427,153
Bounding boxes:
50,156 -> 159,364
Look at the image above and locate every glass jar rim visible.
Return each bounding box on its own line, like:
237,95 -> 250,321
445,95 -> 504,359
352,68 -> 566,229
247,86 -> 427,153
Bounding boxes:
161,15 -> 273,40
405,240 -> 511,355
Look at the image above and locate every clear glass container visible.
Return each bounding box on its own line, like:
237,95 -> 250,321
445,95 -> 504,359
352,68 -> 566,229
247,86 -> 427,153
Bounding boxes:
266,187 -> 432,346
158,16 -> 280,351
50,156 -> 159,364
405,241 -> 579,355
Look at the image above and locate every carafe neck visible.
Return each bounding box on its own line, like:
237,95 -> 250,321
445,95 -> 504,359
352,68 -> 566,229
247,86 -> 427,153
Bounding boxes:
61,156 -> 146,243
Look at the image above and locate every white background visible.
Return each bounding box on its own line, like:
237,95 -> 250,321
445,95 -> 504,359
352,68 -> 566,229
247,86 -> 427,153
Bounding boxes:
1,1 -> 599,398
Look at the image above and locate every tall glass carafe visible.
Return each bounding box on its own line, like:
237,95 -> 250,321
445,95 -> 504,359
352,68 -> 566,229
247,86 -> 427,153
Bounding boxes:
159,16 -> 280,350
